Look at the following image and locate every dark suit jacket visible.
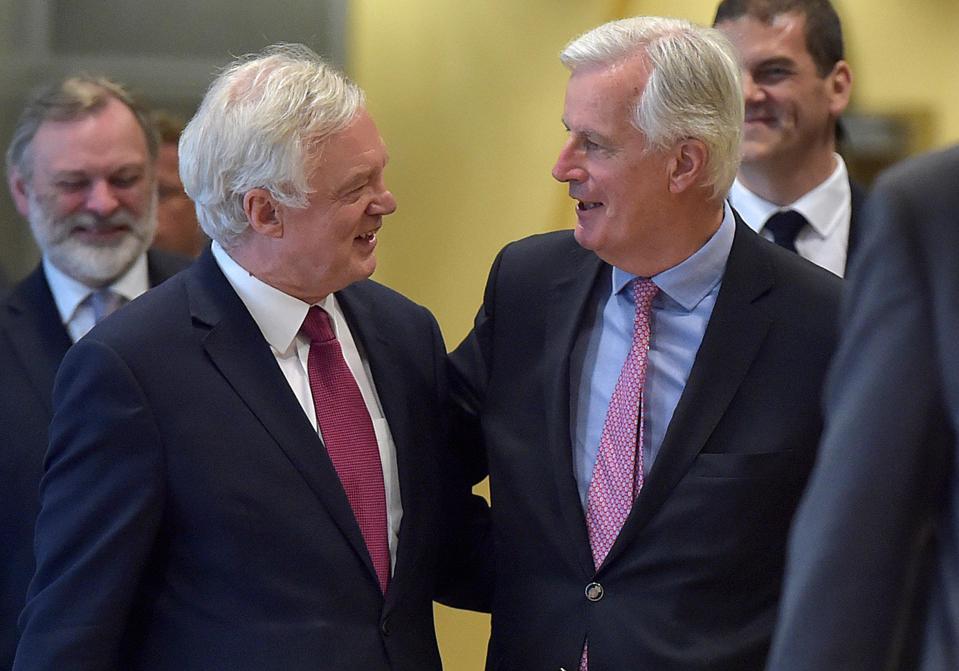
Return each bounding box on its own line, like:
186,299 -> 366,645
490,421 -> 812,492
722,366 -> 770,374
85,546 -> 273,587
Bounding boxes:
450,216 -> 842,671
846,176 -> 868,263
13,249 -> 469,670
765,146 -> 959,671
0,250 -> 187,668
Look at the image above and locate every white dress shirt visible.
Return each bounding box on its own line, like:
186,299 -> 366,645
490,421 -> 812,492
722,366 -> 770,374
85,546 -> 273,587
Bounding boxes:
729,154 -> 851,277
211,241 -> 403,568
44,253 -> 150,342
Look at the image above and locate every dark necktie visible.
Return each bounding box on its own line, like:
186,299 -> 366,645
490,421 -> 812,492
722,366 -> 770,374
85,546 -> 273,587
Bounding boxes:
763,209 -> 808,253
301,306 -> 390,593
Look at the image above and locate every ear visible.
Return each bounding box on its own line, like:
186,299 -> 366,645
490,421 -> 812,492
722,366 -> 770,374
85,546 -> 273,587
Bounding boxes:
826,60 -> 852,118
667,138 -> 709,195
7,167 -> 32,218
243,188 -> 283,239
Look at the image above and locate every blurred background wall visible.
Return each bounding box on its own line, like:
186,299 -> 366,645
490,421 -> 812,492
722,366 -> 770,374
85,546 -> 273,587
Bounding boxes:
1,0 -> 958,668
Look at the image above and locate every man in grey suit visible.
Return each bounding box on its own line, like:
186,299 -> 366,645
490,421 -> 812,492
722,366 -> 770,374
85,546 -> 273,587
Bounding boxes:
765,145 -> 959,671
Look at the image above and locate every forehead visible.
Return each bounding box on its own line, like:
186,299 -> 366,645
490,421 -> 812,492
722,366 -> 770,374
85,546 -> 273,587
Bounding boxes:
29,97 -> 150,176
718,12 -> 812,65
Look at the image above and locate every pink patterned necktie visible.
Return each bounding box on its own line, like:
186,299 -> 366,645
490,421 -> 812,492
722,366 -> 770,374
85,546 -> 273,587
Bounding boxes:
580,277 -> 659,671
301,306 -> 390,593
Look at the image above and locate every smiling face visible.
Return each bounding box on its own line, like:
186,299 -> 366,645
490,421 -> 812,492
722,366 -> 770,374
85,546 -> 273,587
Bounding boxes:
249,109 -> 396,303
8,97 -> 156,287
552,56 -> 674,272
717,12 -> 850,173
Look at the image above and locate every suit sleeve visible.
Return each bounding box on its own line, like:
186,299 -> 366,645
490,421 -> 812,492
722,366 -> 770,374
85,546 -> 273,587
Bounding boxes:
433,249 -> 509,612
14,337 -> 166,671
765,174 -> 951,671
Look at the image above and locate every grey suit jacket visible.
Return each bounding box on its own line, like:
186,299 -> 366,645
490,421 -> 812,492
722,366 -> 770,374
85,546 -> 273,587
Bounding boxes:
766,145 -> 959,671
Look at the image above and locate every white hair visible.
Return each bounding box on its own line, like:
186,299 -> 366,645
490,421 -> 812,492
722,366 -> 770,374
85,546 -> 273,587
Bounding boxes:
561,17 -> 744,199
179,43 -> 365,247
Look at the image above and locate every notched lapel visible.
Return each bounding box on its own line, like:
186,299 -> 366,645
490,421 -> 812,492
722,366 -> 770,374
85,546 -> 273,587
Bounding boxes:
544,245 -> 606,577
186,254 -> 381,589
603,222 -> 775,567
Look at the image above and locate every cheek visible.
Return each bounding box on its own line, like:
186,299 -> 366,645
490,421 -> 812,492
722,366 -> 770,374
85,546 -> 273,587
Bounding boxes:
118,188 -> 152,214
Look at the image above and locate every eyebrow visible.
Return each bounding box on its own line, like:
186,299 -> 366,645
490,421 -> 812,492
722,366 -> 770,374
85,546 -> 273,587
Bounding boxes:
753,56 -> 798,69
563,121 -> 615,148
50,163 -> 146,178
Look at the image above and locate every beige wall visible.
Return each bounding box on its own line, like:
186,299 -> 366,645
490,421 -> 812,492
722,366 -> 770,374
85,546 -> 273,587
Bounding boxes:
351,2 -> 959,669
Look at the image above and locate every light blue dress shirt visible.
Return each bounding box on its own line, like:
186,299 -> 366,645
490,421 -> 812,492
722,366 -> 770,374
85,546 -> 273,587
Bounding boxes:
571,203 -> 736,508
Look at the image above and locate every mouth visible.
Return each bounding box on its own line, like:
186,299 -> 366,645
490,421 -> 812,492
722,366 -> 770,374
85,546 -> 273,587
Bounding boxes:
70,224 -> 131,244
354,226 -> 380,245
744,110 -> 776,126
576,199 -> 604,213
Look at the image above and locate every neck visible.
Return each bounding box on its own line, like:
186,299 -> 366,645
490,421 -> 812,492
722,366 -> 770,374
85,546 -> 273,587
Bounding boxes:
738,150 -> 837,206
614,197 -> 725,277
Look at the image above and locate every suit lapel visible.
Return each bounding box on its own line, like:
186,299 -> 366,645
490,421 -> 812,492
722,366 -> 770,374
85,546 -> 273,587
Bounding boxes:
544,242 -> 606,577
602,219 -> 775,569
186,252 -> 381,588
1,267 -> 73,413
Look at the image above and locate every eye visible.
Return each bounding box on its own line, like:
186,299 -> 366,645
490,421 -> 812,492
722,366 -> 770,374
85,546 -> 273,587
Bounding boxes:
54,179 -> 89,192
755,66 -> 793,84
110,173 -> 143,189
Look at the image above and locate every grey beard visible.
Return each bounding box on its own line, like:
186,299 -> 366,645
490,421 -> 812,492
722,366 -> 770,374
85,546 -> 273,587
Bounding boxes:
29,192 -> 157,288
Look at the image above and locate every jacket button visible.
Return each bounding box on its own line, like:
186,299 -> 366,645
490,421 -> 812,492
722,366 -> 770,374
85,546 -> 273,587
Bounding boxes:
585,582 -> 604,602
381,614 -> 391,636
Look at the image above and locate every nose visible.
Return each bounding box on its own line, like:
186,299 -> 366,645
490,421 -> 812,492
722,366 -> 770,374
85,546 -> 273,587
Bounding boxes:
742,72 -> 764,104
552,140 -> 586,184
85,179 -> 121,217
368,187 -> 397,216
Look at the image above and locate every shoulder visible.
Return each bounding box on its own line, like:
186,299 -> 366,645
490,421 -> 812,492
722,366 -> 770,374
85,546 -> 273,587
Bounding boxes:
496,230 -> 579,266
875,145 -> 959,197
87,268 -> 193,354
730,220 -> 843,319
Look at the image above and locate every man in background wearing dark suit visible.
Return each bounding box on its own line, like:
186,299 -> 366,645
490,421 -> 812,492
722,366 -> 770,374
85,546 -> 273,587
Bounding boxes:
715,0 -> 865,276
765,146 -> 959,671
14,44 -> 482,670
450,17 -> 842,671
0,76 -> 187,668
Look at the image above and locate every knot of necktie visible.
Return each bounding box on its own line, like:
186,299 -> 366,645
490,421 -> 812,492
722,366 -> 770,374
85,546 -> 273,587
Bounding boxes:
89,289 -> 127,324
301,306 -> 336,344
763,209 -> 808,253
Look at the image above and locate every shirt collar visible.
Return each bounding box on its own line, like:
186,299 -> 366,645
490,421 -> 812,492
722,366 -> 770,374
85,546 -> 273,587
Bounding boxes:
611,201 -> 735,311
729,154 -> 850,239
43,252 -> 150,326
211,241 -> 339,355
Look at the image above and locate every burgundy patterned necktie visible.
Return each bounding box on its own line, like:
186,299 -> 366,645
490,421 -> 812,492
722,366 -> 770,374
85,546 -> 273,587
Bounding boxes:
580,277 -> 659,670
301,306 -> 390,593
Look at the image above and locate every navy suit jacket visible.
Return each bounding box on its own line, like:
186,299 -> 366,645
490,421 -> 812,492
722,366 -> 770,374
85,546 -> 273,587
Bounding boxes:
13,250 -> 474,670
450,216 -> 843,670
766,146 -> 959,671
0,250 -> 187,668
